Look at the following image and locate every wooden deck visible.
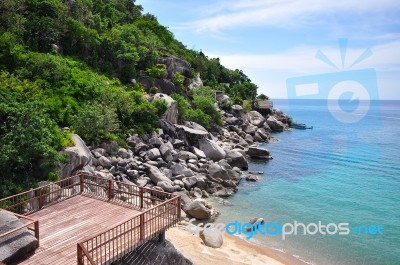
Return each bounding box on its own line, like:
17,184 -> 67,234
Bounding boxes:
19,195 -> 140,265
0,174 -> 180,265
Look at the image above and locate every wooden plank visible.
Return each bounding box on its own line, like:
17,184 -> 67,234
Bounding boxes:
19,195 -> 141,265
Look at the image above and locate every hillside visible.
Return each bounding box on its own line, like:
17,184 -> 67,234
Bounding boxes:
0,0 -> 264,197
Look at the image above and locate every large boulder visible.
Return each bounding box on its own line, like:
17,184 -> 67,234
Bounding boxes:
198,139 -> 226,161
60,134 -> 92,178
157,181 -> 175,193
199,228 -> 223,248
157,56 -> 193,79
176,125 -> 208,146
147,148 -> 161,160
266,116 -> 285,132
191,147 -> 206,159
159,119 -> 178,138
246,147 -> 271,159
208,163 -> 233,180
154,93 -> 178,124
0,211 -> 38,264
247,111 -> 265,127
170,164 -> 194,177
144,164 -> 172,184
184,201 -> 211,220
225,150 -> 248,170
159,142 -> 175,162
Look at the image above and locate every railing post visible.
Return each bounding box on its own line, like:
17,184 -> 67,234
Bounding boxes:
80,174 -> 84,194
177,196 -> 181,220
139,187 -> 144,209
77,244 -> 83,265
140,213 -> 145,240
108,179 -> 113,200
38,188 -> 43,210
34,220 -> 40,248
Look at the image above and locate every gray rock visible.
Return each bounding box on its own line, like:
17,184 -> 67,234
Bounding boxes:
134,142 -> 149,154
147,148 -> 161,160
159,119 -> 178,138
159,142 -> 175,162
256,128 -> 270,141
254,132 -> 265,142
231,104 -> 243,113
246,147 -> 271,159
98,156 -> 112,168
0,211 -> 38,264
148,136 -> 163,148
179,151 -> 198,161
267,116 -> 285,132
176,125 -> 208,145
157,181 -> 175,193
244,125 -> 258,135
154,93 -> 178,124
144,164 -> 172,184
101,141 -> 118,154
191,187 -> 203,199
207,163 -> 235,181
170,164 -> 194,177
247,111 -> 266,127
225,150 -> 248,170
117,148 -> 131,159
225,116 -> 239,125
191,147 -> 206,159
60,134 -> 92,178
182,176 -> 198,190
199,228 -> 223,248
246,174 -> 259,181
213,188 -> 235,197
198,139 -> 226,161
245,134 -> 254,144
184,201 -> 211,220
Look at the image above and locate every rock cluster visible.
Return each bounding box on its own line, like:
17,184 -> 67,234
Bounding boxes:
62,97 -> 290,224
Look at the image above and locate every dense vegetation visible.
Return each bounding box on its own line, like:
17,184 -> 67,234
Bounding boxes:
0,0 -> 260,197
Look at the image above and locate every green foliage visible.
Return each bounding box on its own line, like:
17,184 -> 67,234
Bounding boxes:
153,99 -> 168,117
231,96 -> 243,105
72,102 -> 120,144
172,88 -> 222,129
146,64 -> 167,79
0,101 -> 68,197
173,72 -> 185,90
243,100 -> 253,112
0,0 -> 260,197
227,82 -> 258,101
257,93 -> 269,100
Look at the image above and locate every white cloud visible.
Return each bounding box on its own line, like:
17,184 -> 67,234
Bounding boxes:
208,40 -> 400,99
184,0 -> 400,32
209,40 -> 400,74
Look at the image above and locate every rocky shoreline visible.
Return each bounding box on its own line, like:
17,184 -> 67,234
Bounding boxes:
61,94 -> 292,227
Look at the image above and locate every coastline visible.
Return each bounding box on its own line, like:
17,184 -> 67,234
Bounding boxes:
166,225 -> 309,265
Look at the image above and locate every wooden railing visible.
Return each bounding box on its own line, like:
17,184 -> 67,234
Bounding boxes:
77,195 -> 180,265
0,173 -> 181,265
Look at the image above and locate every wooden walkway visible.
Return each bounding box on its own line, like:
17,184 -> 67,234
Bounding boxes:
19,195 -> 140,265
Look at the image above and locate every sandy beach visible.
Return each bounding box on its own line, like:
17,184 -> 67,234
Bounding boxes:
166,225 -> 308,265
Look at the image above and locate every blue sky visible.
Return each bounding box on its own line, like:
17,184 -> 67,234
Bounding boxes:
137,0 -> 400,99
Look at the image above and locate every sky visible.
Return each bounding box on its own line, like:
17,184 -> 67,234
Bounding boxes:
136,0 -> 400,100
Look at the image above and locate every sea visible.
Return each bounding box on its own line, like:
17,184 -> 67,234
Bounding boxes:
214,99 -> 400,265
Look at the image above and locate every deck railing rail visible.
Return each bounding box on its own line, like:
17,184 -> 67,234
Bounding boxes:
0,173 -> 181,265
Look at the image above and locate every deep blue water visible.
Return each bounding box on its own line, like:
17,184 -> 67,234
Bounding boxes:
215,100 -> 400,265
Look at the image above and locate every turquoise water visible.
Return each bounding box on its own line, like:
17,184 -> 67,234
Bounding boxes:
215,100 -> 400,265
